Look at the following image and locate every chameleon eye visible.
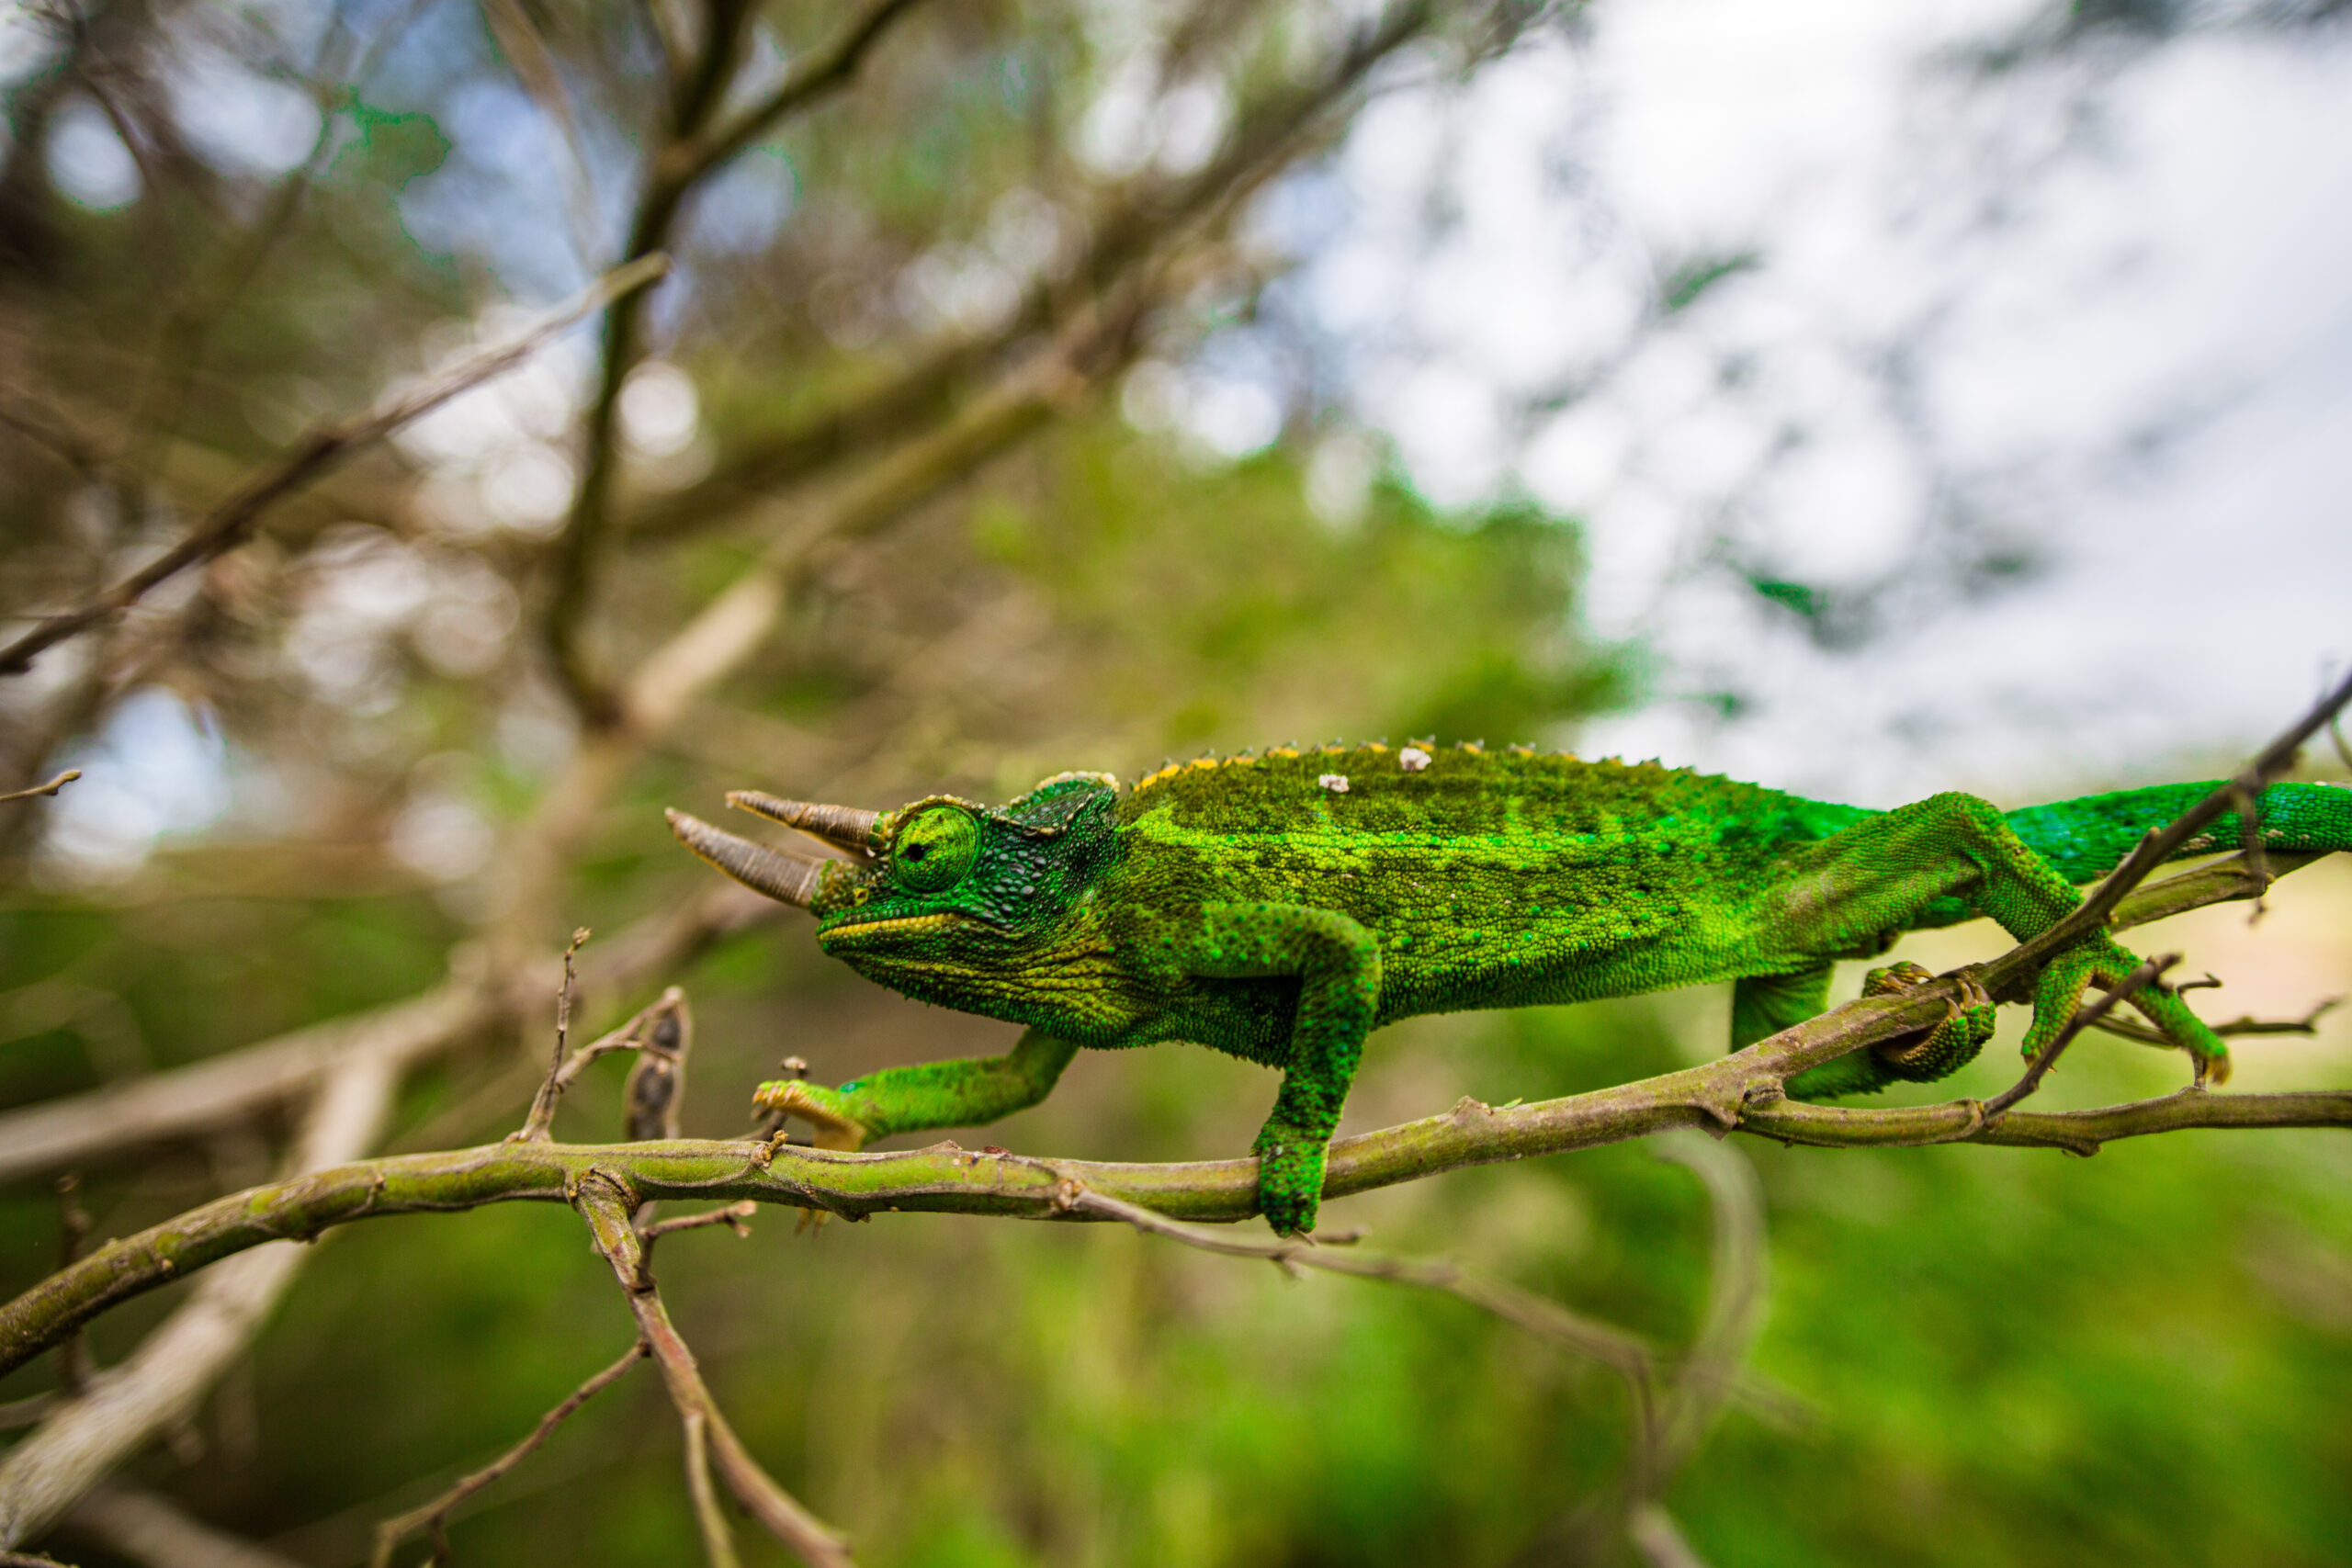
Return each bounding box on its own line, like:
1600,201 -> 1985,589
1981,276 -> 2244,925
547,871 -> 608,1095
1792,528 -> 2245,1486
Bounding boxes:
891,805 -> 978,893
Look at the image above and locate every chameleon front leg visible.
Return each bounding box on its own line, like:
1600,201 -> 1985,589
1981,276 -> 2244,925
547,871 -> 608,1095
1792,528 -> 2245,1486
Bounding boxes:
754,1027 -> 1080,1152
1180,902 -> 1383,1236
1754,791 -> 2225,1094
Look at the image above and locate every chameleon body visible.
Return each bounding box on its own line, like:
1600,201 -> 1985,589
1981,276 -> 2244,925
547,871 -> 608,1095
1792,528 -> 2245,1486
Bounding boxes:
666,744 -> 2352,1234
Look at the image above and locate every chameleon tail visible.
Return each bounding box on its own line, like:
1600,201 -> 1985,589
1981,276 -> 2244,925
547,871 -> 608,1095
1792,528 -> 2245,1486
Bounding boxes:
2004,781 -> 2352,886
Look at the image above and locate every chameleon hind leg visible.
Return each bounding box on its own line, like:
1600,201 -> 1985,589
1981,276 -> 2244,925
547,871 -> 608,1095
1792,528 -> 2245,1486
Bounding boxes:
754,1027 -> 1080,1152
1742,962 -> 1998,1099
1751,792 -> 2224,1095
1180,902 -> 1383,1236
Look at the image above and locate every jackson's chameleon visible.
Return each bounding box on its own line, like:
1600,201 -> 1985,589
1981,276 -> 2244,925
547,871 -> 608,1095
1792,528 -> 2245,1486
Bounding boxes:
667,743 -> 2352,1234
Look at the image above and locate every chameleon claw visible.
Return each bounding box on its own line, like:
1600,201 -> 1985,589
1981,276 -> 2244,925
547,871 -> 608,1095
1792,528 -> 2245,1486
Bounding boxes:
752,1078 -> 872,1153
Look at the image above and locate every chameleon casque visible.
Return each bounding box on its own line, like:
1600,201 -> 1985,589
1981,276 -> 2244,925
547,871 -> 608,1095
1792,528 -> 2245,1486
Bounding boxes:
666,743 -> 2352,1235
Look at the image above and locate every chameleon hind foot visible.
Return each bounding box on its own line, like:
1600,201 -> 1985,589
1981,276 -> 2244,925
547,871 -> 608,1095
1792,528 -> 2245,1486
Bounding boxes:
752,1079 -> 872,1153
1864,962 -> 1998,1083
1785,962 -> 1999,1099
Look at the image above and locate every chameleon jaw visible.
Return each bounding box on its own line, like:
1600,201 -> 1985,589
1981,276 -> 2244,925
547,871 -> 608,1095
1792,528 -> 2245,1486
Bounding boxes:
816,912 -> 964,950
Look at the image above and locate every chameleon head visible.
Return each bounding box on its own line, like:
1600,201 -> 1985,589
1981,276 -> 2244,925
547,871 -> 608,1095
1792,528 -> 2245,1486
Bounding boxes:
665,772 -> 1121,1014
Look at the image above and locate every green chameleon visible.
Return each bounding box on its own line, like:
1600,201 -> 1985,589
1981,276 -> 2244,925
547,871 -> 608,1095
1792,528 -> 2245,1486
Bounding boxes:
667,742 -> 2352,1235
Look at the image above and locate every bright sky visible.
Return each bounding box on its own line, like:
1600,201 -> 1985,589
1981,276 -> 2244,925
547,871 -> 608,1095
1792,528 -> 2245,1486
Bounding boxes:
1286,0 -> 2352,805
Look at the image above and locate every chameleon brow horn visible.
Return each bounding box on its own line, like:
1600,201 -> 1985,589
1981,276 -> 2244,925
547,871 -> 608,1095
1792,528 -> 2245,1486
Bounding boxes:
665,809 -> 829,908
726,792 -> 881,855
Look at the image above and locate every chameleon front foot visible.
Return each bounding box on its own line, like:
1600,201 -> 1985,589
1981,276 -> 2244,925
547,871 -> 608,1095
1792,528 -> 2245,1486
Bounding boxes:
1253,1127 -> 1329,1236
752,1079 -> 873,1153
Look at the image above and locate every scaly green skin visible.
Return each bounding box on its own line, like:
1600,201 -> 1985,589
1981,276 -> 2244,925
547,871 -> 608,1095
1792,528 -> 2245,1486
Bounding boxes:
735,745 -> 2352,1234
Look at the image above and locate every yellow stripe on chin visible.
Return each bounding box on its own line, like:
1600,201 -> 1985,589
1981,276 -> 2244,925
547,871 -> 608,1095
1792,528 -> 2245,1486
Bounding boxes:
821,913 -> 960,944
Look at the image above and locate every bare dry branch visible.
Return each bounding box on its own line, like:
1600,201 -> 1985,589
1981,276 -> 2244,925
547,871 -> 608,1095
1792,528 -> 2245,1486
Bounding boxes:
1989,661 -> 2352,987
0,254 -> 670,679
368,1341 -> 648,1568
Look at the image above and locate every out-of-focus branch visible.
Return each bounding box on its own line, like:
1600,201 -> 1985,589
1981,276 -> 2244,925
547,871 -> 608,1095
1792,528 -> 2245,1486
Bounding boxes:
0,772 -> 78,805
673,0 -> 926,184
368,1341 -> 648,1568
66,1485 -> 309,1568
571,1175 -> 854,1568
0,255 -> 671,680
623,0 -> 1440,546
1067,1188 -> 1654,1380
542,0 -> 933,717
0,1044 -> 402,1547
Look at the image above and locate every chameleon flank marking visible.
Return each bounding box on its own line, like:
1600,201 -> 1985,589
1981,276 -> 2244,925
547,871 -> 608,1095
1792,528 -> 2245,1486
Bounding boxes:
668,749 -> 2352,1235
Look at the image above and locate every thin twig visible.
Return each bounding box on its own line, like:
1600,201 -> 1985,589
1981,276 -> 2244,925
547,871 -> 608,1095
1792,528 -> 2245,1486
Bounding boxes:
1982,954 -> 2177,1119
682,1411 -> 741,1568
2092,994 -> 2339,1047
513,930 -> 594,1144
0,254 -> 670,678
369,1341 -> 648,1568
1065,1187 -> 1654,1383
0,772 -> 79,805
676,0 -> 927,183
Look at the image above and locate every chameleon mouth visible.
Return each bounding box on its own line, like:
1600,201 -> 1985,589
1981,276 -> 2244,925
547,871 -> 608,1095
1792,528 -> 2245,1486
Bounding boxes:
818,913 -> 964,948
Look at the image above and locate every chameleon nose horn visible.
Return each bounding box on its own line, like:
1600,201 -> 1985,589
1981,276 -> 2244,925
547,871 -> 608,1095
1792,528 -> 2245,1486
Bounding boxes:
725,792 -> 881,855
666,809 -> 828,908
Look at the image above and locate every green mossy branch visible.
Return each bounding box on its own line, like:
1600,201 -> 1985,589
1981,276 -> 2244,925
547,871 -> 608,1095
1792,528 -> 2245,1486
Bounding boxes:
6,958 -> 2345,1382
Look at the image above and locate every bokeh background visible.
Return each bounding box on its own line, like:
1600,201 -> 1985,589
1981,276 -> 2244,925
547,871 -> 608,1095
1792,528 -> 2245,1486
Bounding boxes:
2,0 -> 2349,1562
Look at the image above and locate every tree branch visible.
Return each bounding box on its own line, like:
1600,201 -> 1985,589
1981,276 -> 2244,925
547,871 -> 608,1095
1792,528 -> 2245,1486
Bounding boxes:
0,255 -> 670,679
570,1175 -> 854,1568
541,0 -> 934,716
0,1046 -> 403,1547
65,1485 -> 309,1568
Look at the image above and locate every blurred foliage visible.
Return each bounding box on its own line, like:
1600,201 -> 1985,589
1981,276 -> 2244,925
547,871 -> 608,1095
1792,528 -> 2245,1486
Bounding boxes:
0,0 -> 2347,1564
